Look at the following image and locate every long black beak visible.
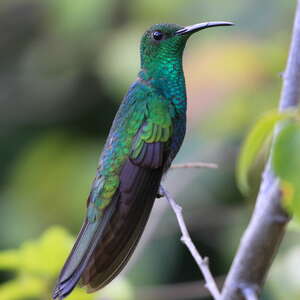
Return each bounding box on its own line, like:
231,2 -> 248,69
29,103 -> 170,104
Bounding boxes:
175,21 -> 234,35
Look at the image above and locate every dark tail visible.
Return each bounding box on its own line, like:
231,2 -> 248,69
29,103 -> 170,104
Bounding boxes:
53,159 -> 163,298
52,200 -> 117,299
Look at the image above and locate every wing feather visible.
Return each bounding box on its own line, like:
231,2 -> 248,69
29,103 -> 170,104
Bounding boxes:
80,158 -> 164,291
53,88 -> 175,298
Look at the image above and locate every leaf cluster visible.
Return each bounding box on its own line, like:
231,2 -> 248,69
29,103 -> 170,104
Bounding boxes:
0,227 -> 132,300
237,109 -> 300,219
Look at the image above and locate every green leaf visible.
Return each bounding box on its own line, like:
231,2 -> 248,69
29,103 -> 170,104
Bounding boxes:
237,110 -> 293,194
0,226 -> 74,276
0,250 -> 19,270
272,121 -> 300,219
0,276 -> 46,300
0,226 -> 133,300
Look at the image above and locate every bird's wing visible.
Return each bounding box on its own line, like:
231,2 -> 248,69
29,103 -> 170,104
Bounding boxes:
80,96 -> 174,292
130,97 -> 173,168
53,90 -> 174,298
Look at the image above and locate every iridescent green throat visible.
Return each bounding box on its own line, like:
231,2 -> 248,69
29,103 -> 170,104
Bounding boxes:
138,25 -> 189,113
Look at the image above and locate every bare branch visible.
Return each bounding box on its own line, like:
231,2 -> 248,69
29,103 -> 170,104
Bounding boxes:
136,278 -> 225,300
171,162 -> 218,169
241,285 -> 259,300
160,185 -> 221,300
221,1 -> 300,299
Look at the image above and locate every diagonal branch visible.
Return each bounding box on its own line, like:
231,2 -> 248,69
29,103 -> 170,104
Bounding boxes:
220,1 -> 300,299
160,185 -> 221,300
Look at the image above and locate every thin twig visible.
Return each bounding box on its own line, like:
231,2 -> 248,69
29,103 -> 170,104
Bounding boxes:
241,286 -> 259,300
221,1 -> 300,299
160,185 -> 221,300
171,162 -> 218,169
136,278 -> 225,300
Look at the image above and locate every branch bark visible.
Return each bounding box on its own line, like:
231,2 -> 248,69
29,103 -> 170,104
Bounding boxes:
220,1 -> 300,299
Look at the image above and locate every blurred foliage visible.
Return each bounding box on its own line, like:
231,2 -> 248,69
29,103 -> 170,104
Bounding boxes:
0,227 -> 133,300
0,132 -> 101,247
273,119 -> 300,221
0,227 -> 95,300
237,110 -> 294,194
0,0 -> 298,299
239,110 -> 300,221
268,244 -> 300,300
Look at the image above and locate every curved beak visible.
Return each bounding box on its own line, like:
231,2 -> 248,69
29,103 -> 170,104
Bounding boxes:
175,21 -> 234,35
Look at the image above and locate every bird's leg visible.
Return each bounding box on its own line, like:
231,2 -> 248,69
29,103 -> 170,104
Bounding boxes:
156,186 -> 165,198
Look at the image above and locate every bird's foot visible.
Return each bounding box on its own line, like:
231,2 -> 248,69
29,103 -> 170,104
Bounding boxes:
156,186 -> 165,198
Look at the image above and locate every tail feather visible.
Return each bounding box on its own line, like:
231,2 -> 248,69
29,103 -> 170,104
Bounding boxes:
52,200 -> 117,299
81,161 -> 162,291
53,149 -> 165,298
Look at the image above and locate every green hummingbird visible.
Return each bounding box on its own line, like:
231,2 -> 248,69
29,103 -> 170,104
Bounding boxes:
53,21 -> 233,299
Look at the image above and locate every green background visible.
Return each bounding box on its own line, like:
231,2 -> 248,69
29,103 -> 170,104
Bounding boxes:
0,0 -> 298,299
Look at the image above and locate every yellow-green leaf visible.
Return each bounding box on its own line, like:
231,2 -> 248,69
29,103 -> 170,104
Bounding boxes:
0,226 -> 133,300
272,121 -> 300,220
0,276 -> 46,300
237,110 -> 294,194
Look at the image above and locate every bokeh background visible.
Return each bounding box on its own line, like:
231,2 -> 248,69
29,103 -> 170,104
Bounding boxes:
0,0 -> 299,299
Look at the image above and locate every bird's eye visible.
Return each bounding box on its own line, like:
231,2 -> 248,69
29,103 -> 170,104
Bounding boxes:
152,31 -> 163,41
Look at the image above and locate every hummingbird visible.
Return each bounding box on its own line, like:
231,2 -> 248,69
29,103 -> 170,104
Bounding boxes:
53,21 -> 233,299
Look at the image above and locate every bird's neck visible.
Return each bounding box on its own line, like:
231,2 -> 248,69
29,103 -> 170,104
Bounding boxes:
139,57 -> 187,114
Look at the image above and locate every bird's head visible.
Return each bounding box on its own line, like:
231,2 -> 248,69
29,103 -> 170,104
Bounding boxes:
140,22 -> 233,72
